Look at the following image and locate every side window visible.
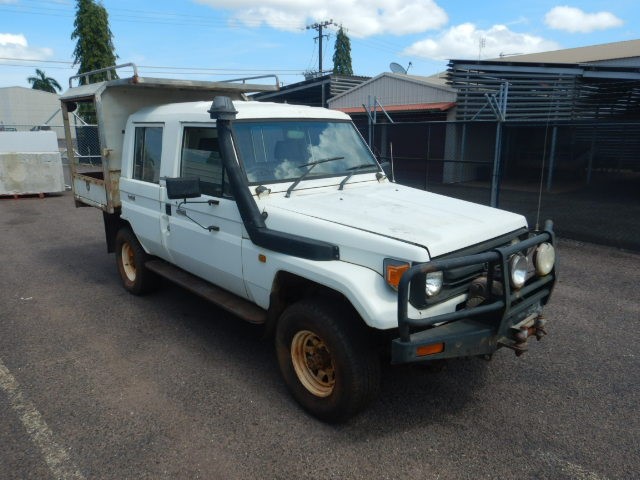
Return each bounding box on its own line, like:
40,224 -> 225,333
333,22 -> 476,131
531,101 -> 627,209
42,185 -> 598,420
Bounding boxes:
133,126 -> 163,183
181,126 -> 231,197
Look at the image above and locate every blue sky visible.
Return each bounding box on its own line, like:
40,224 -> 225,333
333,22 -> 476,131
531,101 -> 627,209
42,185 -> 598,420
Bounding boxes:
1,0 -> 639,89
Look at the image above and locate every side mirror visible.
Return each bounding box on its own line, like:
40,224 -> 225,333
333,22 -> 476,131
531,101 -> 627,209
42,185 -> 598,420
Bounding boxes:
166,177 -> 201,200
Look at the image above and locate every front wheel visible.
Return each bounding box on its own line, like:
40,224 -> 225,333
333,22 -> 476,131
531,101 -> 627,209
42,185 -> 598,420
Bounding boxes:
114,228 -> 159,295
275,299 -> 380,423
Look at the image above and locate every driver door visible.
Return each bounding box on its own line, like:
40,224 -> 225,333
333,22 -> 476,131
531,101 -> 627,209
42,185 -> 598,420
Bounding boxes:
162,125 -> 248,299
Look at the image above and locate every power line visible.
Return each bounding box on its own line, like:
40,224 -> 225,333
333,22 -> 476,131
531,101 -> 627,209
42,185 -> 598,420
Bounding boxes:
0,57 -> 305,77
3,1 -> 415,56
1,2 -> 302,29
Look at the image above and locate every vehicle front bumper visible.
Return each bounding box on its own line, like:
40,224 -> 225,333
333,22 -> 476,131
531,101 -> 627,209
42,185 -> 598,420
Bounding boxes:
391,220 -> 556,364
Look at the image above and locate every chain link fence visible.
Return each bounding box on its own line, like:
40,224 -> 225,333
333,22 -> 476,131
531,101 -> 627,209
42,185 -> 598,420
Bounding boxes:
0,122 -> 100,164
369,119 -> 640,251
1,121 -> 100,187
4,110 -> 638,250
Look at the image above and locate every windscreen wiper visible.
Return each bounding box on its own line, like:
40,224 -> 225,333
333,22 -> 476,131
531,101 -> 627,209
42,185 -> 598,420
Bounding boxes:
285,156 -> 345,198
338,163 -> 380,190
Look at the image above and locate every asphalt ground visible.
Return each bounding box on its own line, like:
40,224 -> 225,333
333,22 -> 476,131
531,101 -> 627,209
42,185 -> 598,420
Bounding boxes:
1,192 -> 639,480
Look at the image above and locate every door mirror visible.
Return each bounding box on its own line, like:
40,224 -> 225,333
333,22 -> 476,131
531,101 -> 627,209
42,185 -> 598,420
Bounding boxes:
166,177 -> 202,199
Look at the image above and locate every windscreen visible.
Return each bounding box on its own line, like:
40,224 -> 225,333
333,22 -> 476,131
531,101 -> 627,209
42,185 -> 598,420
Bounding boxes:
233,120 -> 379,184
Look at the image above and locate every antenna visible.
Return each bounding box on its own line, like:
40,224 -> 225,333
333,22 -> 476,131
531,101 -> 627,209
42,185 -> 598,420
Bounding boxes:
389,62 -> 407,74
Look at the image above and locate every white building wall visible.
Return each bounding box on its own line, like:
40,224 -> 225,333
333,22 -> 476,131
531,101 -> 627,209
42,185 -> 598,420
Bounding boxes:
0,87 -> 63,137
328,73 -> 456,109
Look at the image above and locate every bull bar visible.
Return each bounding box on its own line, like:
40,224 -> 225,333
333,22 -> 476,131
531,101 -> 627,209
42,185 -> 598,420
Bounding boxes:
391,220 -> 556,364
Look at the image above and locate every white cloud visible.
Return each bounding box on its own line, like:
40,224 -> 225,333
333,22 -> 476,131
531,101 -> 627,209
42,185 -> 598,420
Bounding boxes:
403,23 -> 560,60
544,6 -> 623,33
196,0 -> 448,37
0,33 -> 53,61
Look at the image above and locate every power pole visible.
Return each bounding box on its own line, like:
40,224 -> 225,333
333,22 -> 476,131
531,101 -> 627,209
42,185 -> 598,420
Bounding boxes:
306,20 -> 336,74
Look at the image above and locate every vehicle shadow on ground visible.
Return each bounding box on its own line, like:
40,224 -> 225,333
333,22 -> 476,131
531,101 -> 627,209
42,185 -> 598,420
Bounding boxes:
345,358 -> 491,436
38,242 -> 489,435
142,283 -> 490,436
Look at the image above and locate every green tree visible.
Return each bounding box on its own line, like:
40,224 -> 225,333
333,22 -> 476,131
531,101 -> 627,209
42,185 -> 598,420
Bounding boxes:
332,27 -> 353,75
71,0 -> 117,84
27,69 -> 62,93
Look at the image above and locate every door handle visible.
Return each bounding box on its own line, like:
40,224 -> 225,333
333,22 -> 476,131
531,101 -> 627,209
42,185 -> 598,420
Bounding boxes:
127,194 -> 136,200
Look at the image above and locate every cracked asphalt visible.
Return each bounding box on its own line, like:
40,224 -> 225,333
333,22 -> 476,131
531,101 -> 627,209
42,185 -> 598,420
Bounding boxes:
1,192 -> 638,479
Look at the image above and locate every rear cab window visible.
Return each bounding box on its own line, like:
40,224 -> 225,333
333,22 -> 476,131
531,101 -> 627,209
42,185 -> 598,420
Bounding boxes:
133,125 -> 163,183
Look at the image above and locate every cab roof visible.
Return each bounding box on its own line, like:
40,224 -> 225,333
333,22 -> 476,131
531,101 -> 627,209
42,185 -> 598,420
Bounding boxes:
128,100 -> 351,123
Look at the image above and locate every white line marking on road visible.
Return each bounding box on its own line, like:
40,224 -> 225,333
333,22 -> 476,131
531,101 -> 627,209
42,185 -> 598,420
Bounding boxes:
0,358 -> 86,480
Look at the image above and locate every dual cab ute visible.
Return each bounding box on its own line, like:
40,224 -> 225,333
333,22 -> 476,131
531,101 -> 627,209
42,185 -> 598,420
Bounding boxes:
61,65 -> 557,422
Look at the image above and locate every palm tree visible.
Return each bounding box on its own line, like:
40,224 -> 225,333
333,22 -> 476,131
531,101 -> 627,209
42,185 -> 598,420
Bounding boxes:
27,69 -> 62,93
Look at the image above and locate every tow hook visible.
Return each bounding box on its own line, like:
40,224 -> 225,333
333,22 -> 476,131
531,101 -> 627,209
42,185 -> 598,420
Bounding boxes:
499,338 -> 529,357
500,314 -> 548,357
534,315 -> 547,340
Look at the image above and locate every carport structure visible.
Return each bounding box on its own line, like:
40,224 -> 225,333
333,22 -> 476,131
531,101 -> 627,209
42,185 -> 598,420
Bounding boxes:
447,46 -> 640,205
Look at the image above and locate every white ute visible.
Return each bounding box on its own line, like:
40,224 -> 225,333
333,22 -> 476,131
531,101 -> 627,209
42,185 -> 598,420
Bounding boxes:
61,65 -> 557,422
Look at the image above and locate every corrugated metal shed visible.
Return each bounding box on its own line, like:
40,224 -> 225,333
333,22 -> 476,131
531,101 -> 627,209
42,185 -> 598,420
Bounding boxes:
448,61 -> 640,121
328,72 -> 456,110
335,102 -> 455,114
252,74 -> 369,108
488,39 -> 640,65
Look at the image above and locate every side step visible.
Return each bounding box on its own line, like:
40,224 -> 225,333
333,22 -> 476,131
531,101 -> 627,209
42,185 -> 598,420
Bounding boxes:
145,259 -> 267,325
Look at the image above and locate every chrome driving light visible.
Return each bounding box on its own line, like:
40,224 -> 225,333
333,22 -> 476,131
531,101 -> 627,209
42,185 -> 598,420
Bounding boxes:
509,253 -> 528,289
534,242 -> 555,276
425,271 -> 443,297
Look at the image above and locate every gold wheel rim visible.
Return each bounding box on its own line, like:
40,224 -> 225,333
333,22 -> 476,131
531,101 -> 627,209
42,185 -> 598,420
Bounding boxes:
121,242 -> 136,282
291,330 -> 335,398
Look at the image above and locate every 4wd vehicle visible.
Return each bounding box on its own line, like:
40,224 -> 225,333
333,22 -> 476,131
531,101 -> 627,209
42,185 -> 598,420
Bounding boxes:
61,64 -> 557,422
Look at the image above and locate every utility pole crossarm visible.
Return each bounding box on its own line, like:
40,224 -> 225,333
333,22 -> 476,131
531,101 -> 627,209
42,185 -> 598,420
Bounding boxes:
306,19 -> 336,74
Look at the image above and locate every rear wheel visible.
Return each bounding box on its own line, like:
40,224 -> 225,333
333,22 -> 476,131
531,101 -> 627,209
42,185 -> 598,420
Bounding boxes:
275,299 -> 380,423
114,228 -> 159,295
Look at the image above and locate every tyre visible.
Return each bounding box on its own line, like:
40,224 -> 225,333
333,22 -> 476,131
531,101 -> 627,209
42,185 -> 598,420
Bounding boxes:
114,228 -> 159,295
275,299 -> 380,423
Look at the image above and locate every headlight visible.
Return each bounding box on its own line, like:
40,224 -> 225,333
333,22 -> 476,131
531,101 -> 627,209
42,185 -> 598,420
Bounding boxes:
425,271 -> 443,297
534,242 -> 555,276
509,253 -> 528,289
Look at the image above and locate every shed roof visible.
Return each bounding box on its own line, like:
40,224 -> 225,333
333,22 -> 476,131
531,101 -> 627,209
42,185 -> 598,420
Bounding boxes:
251,74 -> 370,107
334,102 -> 456,114
329,72 -> 455,104
488,39 -> 640,65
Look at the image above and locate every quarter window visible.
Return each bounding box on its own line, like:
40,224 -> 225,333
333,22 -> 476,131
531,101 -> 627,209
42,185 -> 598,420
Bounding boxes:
133,126 -> 163,183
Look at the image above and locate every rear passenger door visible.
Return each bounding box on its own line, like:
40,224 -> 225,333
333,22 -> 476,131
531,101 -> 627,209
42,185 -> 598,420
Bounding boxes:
120,124 -> 165,255
162,125 -> 248,299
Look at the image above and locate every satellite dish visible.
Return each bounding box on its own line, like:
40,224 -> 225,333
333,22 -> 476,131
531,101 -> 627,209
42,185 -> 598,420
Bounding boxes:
389,62 -> 407,74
